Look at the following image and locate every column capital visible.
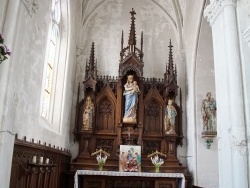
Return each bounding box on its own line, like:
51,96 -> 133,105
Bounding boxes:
204,0 -> 236,25
21,0 -> 40,17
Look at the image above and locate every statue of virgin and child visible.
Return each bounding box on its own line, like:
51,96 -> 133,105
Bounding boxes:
123,75 -> 140,124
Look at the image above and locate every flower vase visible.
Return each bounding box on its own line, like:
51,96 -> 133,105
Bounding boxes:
98,163 -> 103,171
155,165 -> 160,173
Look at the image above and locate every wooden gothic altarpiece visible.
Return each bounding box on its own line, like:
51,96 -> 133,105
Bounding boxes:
71,9 -> 188,177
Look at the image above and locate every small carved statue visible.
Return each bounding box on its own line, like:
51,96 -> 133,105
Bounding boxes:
201,92 -> 216,132
164,99 -> 177,134
82,96 -> 94,130
123,75 -> 140,124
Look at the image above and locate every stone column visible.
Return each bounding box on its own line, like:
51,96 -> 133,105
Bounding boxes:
0,1 -> 21,188
204,0 -> 248,187
0,0 -> 8,31
174,50 -> 187,164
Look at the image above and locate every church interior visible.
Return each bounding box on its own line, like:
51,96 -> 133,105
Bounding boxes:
0,0 -> 250,188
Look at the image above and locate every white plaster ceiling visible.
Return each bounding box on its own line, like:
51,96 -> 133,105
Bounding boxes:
77,0 -> 187,78
178,0 -> 186,16
152,0 -> 176,19
80,0 -> 186,48
81,0 -> 186,25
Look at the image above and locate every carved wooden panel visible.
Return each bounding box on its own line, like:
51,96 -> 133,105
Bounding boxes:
83,177 -> 105,188
96,76 -> 117,96
143,86 -> 165,135
96,97 -> 114,132
142,141 -> 161,155
78,176 -> 180,188
144,99 -> 162,134
10,137 -> 71,188
121,137 -> 138,145
143,78 -> 164,97
78,101 -> 85,132
155,180 -> 177,188
96,139 -> 114,153
110,180 -> 154,188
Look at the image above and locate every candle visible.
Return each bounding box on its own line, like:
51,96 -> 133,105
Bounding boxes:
46,158 -> 49,164
32,156 -> 37,163
39,156 -> 43,164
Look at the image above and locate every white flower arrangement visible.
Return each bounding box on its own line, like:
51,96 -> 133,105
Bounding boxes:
96,154 -> 107,166
151,154 -> 164,167
91,149 -> 110,171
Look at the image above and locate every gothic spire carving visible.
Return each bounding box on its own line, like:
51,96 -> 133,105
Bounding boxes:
140,31 -> 144,61
168,40 -> 174,79
119,9 -> 144,77
164,40 -> 178,98
121,30 -> 124,51
83,42 -> 97,91
84,60 -> 88,80
128,8 -> 136,52
85,42 -> 97,79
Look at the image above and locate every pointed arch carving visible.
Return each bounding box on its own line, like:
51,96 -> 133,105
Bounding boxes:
143,86 -> 165,135
95,84 -> 117,133
119,56 -> 143,77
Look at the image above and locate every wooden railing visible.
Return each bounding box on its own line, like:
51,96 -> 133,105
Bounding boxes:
10,135 -> 71,188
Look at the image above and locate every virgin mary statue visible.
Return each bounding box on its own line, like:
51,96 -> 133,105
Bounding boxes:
123,75 -> 140,124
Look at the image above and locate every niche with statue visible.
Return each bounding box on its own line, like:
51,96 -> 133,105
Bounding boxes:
201,92 -> 217,149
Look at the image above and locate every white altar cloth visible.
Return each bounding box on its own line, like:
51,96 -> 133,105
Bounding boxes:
74,170 -> 185,188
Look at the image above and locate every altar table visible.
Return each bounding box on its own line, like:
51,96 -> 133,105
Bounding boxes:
74,170 -> 185,188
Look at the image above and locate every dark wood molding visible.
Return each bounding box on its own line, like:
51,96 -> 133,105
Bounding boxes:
10,136 -> 71,188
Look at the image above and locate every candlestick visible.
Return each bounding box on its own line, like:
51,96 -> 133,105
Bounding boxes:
39,156 -> 43,164
32,156 -> 37,163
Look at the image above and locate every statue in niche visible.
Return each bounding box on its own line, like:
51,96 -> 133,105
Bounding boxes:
164,99 -> 177,134
201,92 -> 217,132
123,75 -> 140,124
82,96 -> 94,131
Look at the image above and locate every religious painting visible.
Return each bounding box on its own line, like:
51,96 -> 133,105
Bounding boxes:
119,145 -> 141,172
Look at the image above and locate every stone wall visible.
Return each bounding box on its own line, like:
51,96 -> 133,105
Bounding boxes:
0,0 -> 77,187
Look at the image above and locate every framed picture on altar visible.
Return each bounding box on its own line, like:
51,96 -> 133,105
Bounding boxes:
119,145 -> 141,172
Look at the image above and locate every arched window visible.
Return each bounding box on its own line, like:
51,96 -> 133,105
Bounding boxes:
41,0 -> 61,121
